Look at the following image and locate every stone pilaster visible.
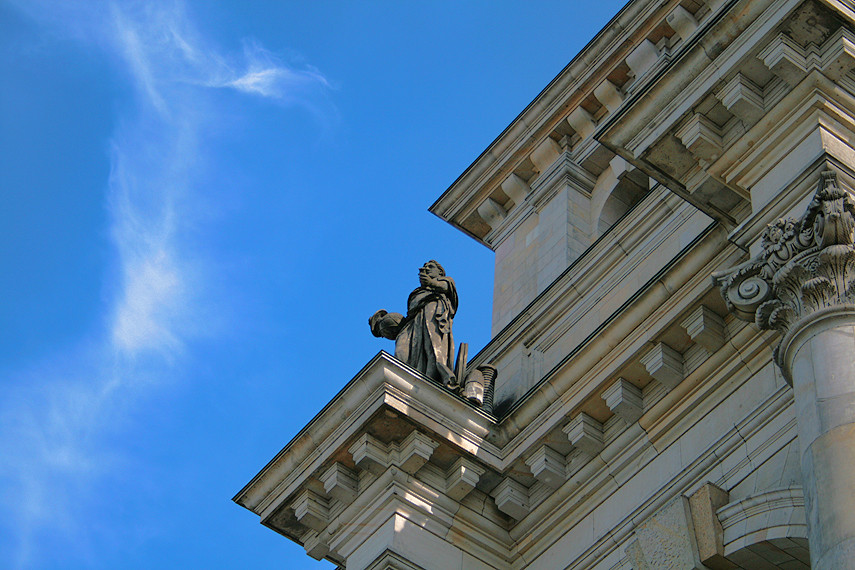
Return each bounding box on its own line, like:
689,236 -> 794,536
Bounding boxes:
714,171 -> 855,569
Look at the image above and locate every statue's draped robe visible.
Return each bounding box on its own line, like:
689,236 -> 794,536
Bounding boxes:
395,277 -> 458,386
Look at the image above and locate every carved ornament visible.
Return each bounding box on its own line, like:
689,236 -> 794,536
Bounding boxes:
713,172 -> 855,367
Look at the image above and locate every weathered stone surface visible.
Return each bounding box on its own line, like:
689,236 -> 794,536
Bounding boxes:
320,462 -> 358,504
629,496 -> 705,570
718,487 -> 807,555
640,342 -> 684,390
396,431 -> 438,475
681,305 -> 726,353
688,483 -> 733,570
292,489 -> 330,532
525,445 -> 566,490
445,457 -> 485,501
349,433 -> 389,475
303,530 -> 331,561
491,478 -> 530,520
563,412 -> 604,456
501,173 -> 530,206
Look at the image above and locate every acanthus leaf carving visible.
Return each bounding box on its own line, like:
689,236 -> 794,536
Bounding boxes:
755,299 -> 791,332
803,171 -> 855,248
801,277 -> 836,313
773,261 -> 812,316
817,244 -> 855,299
713,171 -> 855,369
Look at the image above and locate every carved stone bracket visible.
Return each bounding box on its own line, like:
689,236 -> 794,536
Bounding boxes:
713,171 -> 855,375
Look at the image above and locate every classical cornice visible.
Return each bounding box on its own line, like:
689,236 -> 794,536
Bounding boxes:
480,150 -> 596,251
429,0 -> 723,245
233,353 -> 500,514
467,185 -> 685,373
234,317 -> 789,567
235,2 -> 855,566
234,216 -> 762,561
600,0 -> 855,227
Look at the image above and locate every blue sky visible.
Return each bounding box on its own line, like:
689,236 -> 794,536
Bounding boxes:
1,2 -> 625,568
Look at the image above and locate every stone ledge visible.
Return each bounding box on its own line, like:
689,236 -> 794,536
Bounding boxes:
234,352 -> 500,518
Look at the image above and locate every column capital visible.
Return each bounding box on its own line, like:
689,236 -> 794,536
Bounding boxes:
713,171 -> 855,375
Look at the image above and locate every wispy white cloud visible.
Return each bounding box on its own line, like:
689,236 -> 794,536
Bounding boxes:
222,41 -> 332,100
108,139 -> 185,358
0,0 -> 333,566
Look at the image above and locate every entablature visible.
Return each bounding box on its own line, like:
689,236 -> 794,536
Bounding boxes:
235,207 -> 781,568
430,0 -> 729,246
473,184 -> 713,408
599,0 -> 855,229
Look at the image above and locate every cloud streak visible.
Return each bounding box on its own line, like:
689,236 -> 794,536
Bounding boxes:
223,41 -> 332,100
0,1 -> 333,566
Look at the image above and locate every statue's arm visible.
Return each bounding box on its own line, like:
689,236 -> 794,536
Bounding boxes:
426,278 -> 450,294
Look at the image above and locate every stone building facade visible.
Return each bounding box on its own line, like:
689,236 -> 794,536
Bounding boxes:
235,0 -> 855,568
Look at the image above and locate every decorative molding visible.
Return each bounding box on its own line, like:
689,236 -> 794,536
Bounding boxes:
563,412 -> 604,456
666,5 -> 697,42
717,487 -> 807,559
716,73 -> 765,124
348,430 -> 439,477
292,489 -> 330,532
567,107 -> 597,142
491,477 -> 530,520
680,305 -> 726,353
713,171 -> 855,375
525,445 -> 566,490
530,137 -> 562,174
625,39 -> 659,80
602,378 -> 644,424
365,549 -> 429,570
675,113 -> 724,165
476,197 -> 507,228
759,32 -> 808,87
319,462 -> 358,505
444,457 -> 485,501
302,530 -> 331,561
717,487 -> 804,533
501,173 -> 530,206
396,431 -> 439,475
593,79 -> 623,113
640,342 -> 684,390
349,433 -> 391,475
759,28 -> 855,86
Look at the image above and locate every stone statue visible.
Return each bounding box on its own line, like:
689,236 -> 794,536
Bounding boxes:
370,260 -> 458,387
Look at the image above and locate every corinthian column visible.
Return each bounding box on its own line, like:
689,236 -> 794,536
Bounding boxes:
714,171 -> 855,570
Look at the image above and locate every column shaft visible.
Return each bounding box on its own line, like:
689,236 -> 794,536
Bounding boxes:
783,309 -> 855,570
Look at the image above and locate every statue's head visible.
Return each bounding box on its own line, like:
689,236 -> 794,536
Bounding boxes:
419,260 -> 445,285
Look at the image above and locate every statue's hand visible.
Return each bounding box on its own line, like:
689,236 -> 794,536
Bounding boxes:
427,278 -> 448,293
